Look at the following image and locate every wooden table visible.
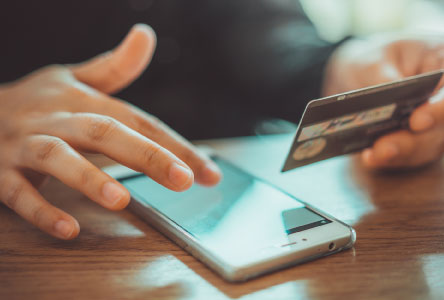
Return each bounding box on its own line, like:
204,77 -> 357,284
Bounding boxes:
2,134 -> 444,300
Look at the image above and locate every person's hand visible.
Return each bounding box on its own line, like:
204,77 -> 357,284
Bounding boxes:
323,34 -> 444,169
0,24 -> 221,240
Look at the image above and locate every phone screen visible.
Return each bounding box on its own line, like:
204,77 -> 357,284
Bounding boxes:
120,157 -> 332,265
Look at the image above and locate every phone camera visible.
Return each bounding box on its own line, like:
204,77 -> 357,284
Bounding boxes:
328,242 -> 336,251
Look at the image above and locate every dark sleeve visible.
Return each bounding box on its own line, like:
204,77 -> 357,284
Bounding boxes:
206,0 -> 345,123
0,0 -> 346,139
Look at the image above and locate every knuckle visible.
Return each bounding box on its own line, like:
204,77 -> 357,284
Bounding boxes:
35,138 -> 66,163
39,65 -> 71,82
32,205 -> 47,228
42,64 -> 66,75
85,115 -> 118,143
64,84 -> 90,99
2,180 -> 23,211
143,144 -> 162,166
79,167 -> 96,187
0,117 -> 20,141
133,114 -> 164,137
64,82 -> 100,101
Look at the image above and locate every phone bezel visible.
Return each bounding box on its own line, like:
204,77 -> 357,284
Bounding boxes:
103,157 -> 356,282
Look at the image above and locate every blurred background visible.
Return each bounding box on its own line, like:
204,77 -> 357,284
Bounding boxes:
1,0 -> 444,140
301,0 -> 444,42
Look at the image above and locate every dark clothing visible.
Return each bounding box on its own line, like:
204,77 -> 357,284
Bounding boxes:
0,1 -> 340,139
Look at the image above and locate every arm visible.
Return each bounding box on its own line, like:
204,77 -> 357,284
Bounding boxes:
207,0 -> 346,122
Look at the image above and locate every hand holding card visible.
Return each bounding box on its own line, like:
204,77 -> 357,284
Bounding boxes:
282,70 -> 443,172
362,82 -> 444,169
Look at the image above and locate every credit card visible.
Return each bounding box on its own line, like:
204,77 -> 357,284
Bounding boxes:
282,70 -> 443,172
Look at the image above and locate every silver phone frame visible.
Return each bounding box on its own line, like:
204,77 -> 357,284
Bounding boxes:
104,158 -> 356,282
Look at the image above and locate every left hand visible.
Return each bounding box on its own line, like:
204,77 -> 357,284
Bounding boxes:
323,34 -> 444,169
0,24 -> 222,240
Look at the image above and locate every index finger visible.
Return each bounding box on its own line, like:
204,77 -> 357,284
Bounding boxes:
30,113 -> 195,192
91,97 -> 222,186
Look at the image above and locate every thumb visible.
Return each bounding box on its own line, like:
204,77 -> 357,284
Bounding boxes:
410,86 -> 444,132
70,23 -> 156,94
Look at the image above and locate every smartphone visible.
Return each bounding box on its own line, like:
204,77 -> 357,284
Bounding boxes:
104,156 -> 356,282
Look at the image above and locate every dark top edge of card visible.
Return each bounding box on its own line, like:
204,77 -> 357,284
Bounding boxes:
300,70 -> 443,125
308,70 -> 443,108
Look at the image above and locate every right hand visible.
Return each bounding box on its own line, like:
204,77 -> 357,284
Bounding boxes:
323,34 -> 444,169
0,24 -> 221,240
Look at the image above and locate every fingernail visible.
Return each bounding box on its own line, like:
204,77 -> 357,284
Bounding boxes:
414,113 -> 434,131
102,182 -> 126,207
382,143 -> 399,160
169,163 -> 193,189
54,220 -> 73,239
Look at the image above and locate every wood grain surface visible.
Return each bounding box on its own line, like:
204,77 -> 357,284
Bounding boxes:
1,134 -> 444,300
